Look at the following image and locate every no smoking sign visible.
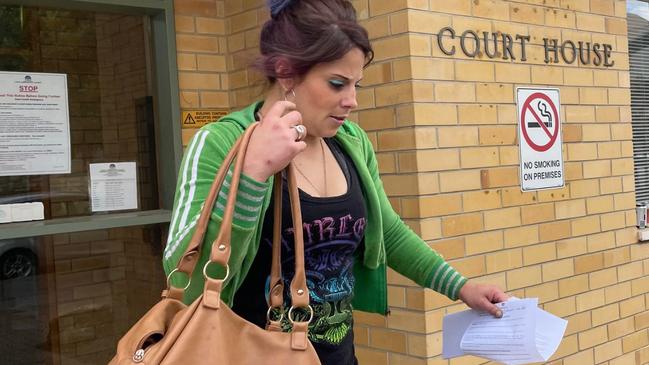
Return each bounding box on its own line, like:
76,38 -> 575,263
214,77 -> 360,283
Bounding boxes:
517,88 -> 564,191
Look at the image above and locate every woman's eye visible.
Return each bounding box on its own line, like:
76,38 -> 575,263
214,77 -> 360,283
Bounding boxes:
329,80 -> 345,89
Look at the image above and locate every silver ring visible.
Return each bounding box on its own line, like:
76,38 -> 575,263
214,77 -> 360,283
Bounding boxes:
288,305 -> 314,324
293,124 -> 307,142
202,261 -> 230,282
166,268 -> 191,291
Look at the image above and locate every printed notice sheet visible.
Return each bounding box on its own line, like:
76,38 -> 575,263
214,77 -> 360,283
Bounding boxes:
89,162 -> 138,212
443,298 -> 567,365
0,71 -> 71,176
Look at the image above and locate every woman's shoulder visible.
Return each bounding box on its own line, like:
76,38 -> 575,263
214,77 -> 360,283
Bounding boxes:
198,102 -> 260,142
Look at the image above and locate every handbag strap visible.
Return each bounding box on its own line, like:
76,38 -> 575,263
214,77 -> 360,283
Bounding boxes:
167,122 -> 311,313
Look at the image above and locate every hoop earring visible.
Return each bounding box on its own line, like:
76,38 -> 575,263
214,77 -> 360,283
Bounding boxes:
284,89 -> 296,102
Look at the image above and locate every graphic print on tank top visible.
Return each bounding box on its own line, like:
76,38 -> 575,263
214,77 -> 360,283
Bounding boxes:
263,210 -> 366,344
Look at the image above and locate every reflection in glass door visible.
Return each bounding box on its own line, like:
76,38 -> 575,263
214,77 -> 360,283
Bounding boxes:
0,5 -> 167,364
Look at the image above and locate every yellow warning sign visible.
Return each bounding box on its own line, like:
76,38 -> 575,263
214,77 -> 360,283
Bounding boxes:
182,109 -> 229,128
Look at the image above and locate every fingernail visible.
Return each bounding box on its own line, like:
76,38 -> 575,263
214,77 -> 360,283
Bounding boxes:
496,310 -> 503,318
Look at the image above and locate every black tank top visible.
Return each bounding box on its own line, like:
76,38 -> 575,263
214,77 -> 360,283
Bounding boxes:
232,137 -> 366,365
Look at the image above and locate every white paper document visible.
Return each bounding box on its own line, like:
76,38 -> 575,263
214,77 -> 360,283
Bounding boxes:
443,298 -> 567,365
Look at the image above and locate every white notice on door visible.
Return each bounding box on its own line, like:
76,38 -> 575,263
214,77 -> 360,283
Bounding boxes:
89,162 -> 138,212
0,71 -> 71,176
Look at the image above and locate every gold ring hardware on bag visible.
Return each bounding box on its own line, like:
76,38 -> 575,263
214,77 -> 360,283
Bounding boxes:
288,305 -> 314,324
267,306 -> 285,322
166,268 -> 191,290
202,261 -> 230,282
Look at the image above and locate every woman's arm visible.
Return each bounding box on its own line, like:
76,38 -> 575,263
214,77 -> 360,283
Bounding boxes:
358,125 -> 507,315
162,122 -> 270,304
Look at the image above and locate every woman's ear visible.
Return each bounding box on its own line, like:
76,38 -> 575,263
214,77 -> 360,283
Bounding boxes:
274,57 -> 296,93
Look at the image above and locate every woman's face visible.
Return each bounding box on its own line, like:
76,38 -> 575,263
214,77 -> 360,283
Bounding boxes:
291,47 -> 365,138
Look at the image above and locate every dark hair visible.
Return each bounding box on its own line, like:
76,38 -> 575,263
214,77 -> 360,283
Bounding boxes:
256,0 -> 374,82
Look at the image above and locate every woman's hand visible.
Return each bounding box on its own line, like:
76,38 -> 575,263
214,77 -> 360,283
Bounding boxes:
458,281 -> 509,318
243,101 -> 307,182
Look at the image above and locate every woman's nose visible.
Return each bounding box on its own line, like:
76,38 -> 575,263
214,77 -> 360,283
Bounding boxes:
341,88 -> 358,109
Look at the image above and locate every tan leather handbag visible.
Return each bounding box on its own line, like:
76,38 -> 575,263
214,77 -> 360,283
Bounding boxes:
109,123 -> 321,364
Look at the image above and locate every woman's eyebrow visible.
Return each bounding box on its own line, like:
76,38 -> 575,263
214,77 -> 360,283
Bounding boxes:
331,73 -> 363,82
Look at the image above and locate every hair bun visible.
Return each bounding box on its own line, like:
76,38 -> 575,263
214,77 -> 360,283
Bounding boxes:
268,0 -> 294,17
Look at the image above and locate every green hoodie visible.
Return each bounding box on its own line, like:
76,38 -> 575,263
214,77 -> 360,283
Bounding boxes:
163,101 -> 467,314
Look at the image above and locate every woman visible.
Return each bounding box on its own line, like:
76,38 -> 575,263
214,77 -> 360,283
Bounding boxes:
163,0 -> 508,363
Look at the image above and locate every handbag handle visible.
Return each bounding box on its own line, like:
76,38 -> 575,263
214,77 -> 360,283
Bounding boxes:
167,123 -> 311,315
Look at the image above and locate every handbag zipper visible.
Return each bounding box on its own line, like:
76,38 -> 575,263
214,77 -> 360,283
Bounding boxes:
132,331 -> 163,363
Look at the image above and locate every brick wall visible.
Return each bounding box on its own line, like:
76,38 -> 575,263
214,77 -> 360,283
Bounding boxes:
173,1 -> 649,364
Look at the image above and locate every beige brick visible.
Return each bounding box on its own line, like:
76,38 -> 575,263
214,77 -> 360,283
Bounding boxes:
196,54 -> 226,72
429,237 -> 465,261
567,143 -> 597,161
460,147 -> 499,168
196,17 -> 225,34
571,215 -> 601,236
619,294 -> 645,318
451,256 -> 486,278
562,349 -> 594,365
378,129 -> 416,151
375,82 -> 413,106
438,126 -> 478,147
575,252 -> 605,274
504,225 -> 539,248
440,170 -> 482,192
542,258 -> 575,281
580,87 -> 608,104
566,311 -> 593,336
622,330 -> 649,353
600,211 -> 627,231
609,317 -> 636,339
401,194 -> 462,219
605,282 -> 632,304
578,326 -> 608,350
355,347 -> 387,365
484,207 -> 521,230
611,157 -> 634,176
523,242 -> 557,265
586,195 -> 614,214
495,63 -> 531,83
525,281 -> 559,304
462,189 -> 501,212
521,202 -> 555,224
441,213 -> 483,237
480,167 -> 519,188
510,3 -> 545,25
465,231 -> 503,255
545,8 -> 576,28
506,265 -> 542,290
455,61 -> 494,82
555,199 -> 586,219
398,103 -> 457,126
537,186 -> 571,202
564,68 -> 594,86
587,231 -> 616,253
594,338 -> 623,363
458,104 -> 498,125
614,192 -> 635,211
557,236 -> 588,259
369,328 -> 407,352
600,176 -> 623,194
531,65 -> 564,84
635,310 -> 649,330
476,83 -> 514,103
478,126 -> 517,145
435,82 -> 476,102
589,267 -> 618,289
501,188 -> 536,207
539,220 -> 571,241
486,248 -> 523,274
177,53 -> 197,70
559,274 -> 589,297
576,288 -> 606,312
544,296 -> 577,318
176,34 -> 219,52
576,13 -> 606,32
618,261 -> 644,283
592,303 -> 621,327
403,149 -> 460,172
